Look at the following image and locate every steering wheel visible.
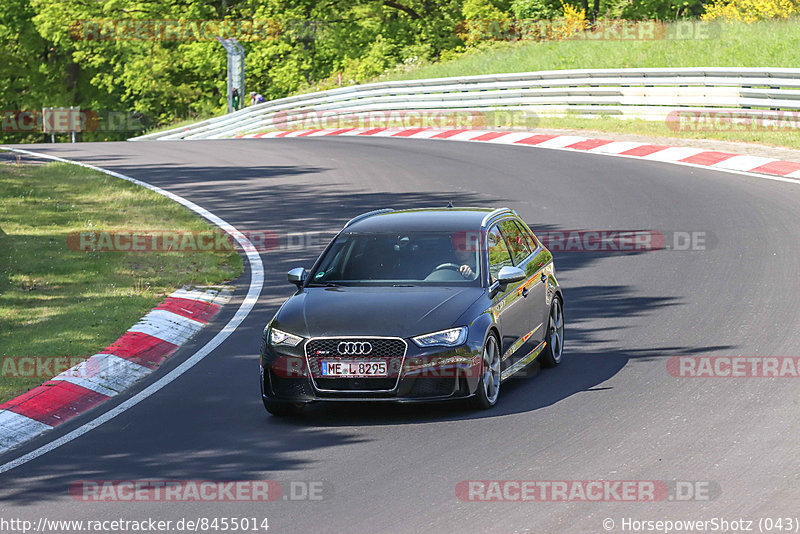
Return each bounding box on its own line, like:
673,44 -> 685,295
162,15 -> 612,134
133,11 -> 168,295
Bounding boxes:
433,263 -> 461,272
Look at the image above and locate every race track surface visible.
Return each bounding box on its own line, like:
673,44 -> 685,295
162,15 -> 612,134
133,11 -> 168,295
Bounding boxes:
1,138 -> 799,532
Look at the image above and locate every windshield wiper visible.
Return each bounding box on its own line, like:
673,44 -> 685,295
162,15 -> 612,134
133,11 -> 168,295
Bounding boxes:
306,282 -> 340,287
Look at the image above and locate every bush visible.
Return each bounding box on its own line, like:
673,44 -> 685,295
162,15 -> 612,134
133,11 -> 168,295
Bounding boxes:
702,0 -> 800,20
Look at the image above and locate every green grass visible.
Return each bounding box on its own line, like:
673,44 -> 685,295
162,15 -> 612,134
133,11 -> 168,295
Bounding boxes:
383,19 -> 800,81
0,161 -> 243,403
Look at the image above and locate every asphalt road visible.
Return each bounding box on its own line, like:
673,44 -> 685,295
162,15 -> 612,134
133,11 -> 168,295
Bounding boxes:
1,138 -> 799,533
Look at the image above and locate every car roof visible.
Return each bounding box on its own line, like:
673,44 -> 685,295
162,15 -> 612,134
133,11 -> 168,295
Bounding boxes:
343,207 -> 512,233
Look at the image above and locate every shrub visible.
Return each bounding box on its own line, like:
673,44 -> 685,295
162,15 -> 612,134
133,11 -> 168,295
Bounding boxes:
702,0 -> 800,20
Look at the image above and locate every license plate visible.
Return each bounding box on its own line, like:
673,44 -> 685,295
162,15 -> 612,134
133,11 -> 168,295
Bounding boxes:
321,361 -> 388,377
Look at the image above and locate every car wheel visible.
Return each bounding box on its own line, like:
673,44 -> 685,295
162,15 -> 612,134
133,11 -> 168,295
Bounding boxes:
540,296 -> 564,368
263,398 -> 304,417
472,333 -> 501,409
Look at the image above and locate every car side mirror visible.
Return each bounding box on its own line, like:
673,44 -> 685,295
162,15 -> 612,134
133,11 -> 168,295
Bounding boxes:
287,267 -> 307,288
496,266 -> 525,286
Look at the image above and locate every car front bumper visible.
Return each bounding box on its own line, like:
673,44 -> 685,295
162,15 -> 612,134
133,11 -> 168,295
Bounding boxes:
260,337 -> 484,404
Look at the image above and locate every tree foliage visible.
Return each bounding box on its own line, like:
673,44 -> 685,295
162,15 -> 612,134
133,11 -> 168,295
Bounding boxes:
0,0 -> 736,142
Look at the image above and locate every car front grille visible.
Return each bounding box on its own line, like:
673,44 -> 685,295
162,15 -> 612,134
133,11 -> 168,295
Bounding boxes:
305,337 -> 406,392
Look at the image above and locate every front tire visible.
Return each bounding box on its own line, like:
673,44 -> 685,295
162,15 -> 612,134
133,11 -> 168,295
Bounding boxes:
471,333 -> 501,409
540,296 -> 564,368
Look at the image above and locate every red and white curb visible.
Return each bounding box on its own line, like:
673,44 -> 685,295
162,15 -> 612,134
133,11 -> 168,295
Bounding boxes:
237,128 -> 800,180
0,286 -> 232,454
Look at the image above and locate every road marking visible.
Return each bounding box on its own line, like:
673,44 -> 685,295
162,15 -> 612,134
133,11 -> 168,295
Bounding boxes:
0,147 -> 264,474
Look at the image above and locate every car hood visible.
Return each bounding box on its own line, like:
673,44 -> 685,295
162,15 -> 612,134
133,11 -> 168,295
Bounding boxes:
273,285 -> 485,338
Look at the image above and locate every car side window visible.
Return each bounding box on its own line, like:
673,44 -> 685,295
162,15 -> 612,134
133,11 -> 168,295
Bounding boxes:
499,219 -> 532,265
487,225 -> 514,283
515,220 -> 539,255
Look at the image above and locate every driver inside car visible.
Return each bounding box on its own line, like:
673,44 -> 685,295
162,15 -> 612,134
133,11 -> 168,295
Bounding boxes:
455,246 -> 478,280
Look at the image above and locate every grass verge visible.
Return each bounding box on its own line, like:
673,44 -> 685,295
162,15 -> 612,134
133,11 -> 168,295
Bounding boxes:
0,160 -> 243,403
383,19 -> 800,82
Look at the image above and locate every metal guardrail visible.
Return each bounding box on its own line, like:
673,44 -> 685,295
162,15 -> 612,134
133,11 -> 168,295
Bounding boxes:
130,67 -> 800,141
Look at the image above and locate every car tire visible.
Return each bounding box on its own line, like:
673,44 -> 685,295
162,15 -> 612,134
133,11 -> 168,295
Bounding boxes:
263,398 -> 304,417
471,332 -> 501,409
540,296 -> 564,368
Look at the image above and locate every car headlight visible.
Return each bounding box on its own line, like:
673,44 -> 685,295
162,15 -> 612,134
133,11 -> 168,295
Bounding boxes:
269,327 -> 303,347
412,327 -> 468,348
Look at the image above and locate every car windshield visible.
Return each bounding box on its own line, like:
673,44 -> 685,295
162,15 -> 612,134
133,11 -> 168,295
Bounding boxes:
307,231 -> 482,286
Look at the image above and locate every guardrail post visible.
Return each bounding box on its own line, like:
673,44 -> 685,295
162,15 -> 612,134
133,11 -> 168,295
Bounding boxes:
70,106 -> 76,143
217,37 -> 246,114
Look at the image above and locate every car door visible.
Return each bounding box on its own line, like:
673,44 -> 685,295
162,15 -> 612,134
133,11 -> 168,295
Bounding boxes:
486,224 -> 530,374
518,223 -> 554,344
500,219 -> 549,350
495,220 -> 545,375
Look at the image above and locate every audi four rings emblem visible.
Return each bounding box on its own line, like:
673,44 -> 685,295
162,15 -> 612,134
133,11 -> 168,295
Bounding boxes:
338,341 -> 373,355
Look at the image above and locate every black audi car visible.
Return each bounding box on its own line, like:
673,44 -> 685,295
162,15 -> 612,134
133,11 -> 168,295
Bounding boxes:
260,207 -> 563,415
